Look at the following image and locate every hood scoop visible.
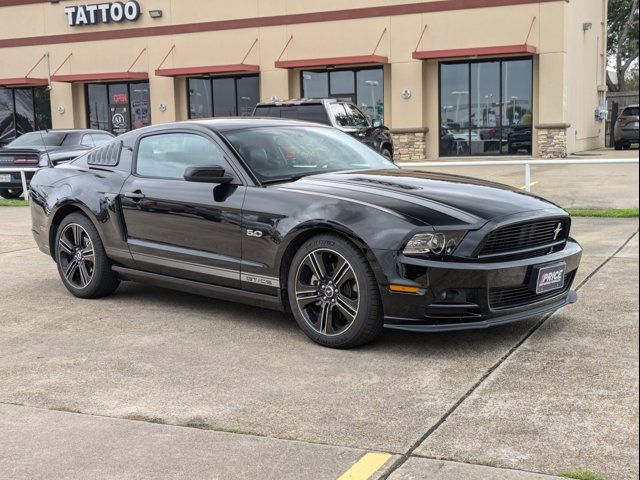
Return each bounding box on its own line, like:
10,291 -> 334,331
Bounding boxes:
349,177 -> 422,191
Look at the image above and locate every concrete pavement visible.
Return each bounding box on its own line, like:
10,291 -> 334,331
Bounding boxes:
0,206 -> 638,479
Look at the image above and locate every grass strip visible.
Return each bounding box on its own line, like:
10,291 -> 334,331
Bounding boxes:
567,208 -> 639,218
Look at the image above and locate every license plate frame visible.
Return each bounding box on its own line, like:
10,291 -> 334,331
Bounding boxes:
0,174 -> 12,183
532,262 -> 567,294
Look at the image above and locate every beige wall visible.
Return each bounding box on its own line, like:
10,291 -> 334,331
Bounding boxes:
0,0 -> 607,157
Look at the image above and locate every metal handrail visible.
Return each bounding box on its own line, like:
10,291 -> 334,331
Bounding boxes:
396,158 -> 640,192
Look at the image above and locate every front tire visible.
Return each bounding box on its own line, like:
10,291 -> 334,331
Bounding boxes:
287,234 -> 383,348
0,188 -> 23,199
54,212 -> 120,299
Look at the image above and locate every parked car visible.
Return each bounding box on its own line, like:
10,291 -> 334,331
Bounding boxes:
30,119 -> 582,348
0,129 -> 114,199
614,104 -> 639,150
253,98 -> 394,159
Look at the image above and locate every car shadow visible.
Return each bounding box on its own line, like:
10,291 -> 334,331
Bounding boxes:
108,281 -> 543,358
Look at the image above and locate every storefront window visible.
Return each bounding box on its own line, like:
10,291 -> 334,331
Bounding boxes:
301,67 -> 384,123
440,58 -> 532,157
188,75 -> 260,119
0,87 -> 52,146
86,82 -> 151,135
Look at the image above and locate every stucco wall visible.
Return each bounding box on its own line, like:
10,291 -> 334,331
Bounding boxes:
0,0 -> 606,157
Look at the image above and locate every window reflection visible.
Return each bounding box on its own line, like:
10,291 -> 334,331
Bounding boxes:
440,58 -> 532,157
86,82 -> 151,135
0,87 -> 52,146
187,75 -> 260,119
301,67 -> 384,123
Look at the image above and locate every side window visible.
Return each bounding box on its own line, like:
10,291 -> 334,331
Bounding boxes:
136,133 -> 229,179
330,103 -> 352,127
81,134 -> 95,147
92,134 -> 114,146
346,104 -> 370,128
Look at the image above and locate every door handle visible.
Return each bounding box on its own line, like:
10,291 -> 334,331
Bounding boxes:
124,190 -> 145,201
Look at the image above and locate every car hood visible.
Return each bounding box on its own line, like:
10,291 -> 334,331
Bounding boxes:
284,169 -> 564,228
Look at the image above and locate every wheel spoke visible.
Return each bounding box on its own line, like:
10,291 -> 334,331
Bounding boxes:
78,261 -> 91,287
333,259 -> 354,288
319,302 -> 332,334
296,289 -> 322,307
336,294 -> 358,322
81,246 -> 95,263
64,260 -> 78,282
58,238 -> 74,255
308,252 -> 327,281
72,224 -> 81,247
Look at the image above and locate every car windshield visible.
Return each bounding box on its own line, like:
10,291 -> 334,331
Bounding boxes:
8,132 -> 67,147
221,126 -> 397,183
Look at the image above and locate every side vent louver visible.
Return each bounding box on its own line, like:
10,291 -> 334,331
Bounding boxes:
87,141 -> 122,167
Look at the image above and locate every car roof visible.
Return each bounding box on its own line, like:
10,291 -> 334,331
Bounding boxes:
154,117 -> 334,132
255,98 -> 339,107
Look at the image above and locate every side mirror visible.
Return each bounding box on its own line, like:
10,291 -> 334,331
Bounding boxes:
372,119 -> 383,128
184,165 -> 234,184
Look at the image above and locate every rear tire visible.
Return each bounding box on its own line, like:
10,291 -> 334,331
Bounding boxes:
54,212 -> 120,299
287,234 -> 383,348
0,188 -> 23,199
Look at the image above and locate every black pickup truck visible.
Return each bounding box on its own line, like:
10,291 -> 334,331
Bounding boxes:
0,129 -> 114,199
253,98 -> 394,160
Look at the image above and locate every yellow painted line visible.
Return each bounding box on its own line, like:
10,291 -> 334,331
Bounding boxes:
337,452 -> 393,480
519,181 -> 539,190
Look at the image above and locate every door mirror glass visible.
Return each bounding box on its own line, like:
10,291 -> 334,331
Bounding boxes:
184,165 -> 234,184
372,119 -> 382,128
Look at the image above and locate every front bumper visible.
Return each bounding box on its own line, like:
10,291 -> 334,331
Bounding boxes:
376,239 -> 582,332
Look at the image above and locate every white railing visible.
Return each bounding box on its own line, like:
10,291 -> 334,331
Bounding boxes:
1,167 -> 39,202
396,158 -> 640,192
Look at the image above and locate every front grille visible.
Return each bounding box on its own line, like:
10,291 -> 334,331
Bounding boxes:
489,271 -> 575,310
477,219 -> 569,259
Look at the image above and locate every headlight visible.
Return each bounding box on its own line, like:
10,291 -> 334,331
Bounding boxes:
403,231 -> 467,256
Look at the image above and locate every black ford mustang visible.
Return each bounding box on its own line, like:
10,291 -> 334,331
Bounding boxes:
29,119 -> 582,348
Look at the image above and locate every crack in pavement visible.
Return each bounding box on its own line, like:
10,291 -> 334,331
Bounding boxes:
380,228 -> 639,479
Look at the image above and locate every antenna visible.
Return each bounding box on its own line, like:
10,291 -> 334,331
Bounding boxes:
38,129 -> 53,168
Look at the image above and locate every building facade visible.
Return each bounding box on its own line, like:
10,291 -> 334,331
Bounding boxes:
0,0 -> 608,159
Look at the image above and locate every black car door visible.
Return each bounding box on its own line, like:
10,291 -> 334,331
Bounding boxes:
119,128 -> 246,288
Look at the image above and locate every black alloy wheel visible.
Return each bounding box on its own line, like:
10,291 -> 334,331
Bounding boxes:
58,223 -> 95,289
55,212 -> 120,298
288,234 -> 383,348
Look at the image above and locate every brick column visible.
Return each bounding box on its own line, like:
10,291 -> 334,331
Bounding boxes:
390,128 -> 428,162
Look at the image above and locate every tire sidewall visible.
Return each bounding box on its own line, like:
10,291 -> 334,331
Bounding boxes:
287,234 -> 382,348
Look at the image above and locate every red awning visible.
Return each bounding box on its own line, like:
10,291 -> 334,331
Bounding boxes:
50,72 -> 149,83
275,54 -> 388,69
413,44 -> 536,61
155,64 -> 260,77
0,77 -> 49,87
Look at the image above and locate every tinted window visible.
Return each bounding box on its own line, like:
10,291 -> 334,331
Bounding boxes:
189,78 -> 213,119
34,87 -> 52,131
87,84 -> 109,131
356,69 -> 383,122
330,103 -> 352,127
622,107 -> 639,116
222,126 -> 396,183
82,134 -> 95,147
345,104 -> 370,128
213,78 -> 237,117
253,105 -> 274,117
9,131 -> 67,147
130,83 -> 151,130
301,71 -> 328,98
0,88 -> 15,145
277,105 -> 331,125
236,76 -> 260,116
92,134 -> 114,146
136,133 -> 228,179
14,89 -> 35,137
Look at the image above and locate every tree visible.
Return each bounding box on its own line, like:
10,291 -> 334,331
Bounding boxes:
607,0 -> 639,91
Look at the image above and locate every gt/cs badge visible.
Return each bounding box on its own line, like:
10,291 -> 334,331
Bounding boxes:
246,229 -> 263,238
